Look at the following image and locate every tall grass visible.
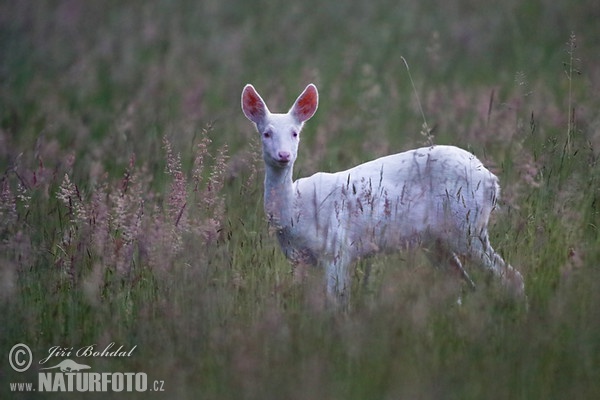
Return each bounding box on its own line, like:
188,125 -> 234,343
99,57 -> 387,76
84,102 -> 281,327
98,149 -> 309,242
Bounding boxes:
2,0 -> 600,398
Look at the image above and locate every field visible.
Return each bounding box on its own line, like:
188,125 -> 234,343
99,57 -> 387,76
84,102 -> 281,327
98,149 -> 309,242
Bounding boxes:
2,0 -> 600,398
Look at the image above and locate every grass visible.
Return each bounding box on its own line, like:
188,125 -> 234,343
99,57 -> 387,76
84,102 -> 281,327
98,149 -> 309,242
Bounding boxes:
1,0 -> 600,398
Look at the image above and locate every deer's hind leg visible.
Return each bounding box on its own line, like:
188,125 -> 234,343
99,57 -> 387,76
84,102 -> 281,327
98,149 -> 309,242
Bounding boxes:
467,234 -> 525,297
426,241 -> 476,290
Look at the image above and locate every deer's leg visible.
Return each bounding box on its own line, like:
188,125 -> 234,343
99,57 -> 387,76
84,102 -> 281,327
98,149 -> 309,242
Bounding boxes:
362,260 -> 373,290
449,252 -> 476,289
426,242 -> 476,289
469,235 -> 525,297
325,257 -> 351,307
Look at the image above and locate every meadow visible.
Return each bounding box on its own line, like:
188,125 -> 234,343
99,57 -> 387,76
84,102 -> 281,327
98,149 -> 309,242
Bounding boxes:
1,0 -> 600,398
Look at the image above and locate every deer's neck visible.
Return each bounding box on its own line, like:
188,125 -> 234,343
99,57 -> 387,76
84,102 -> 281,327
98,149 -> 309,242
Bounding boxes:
264,165 -> 296,230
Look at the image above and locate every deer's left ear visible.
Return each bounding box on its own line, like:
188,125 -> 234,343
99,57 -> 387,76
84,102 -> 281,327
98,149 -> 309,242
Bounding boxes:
290,84 -> 318,123
242,84 -> 270,124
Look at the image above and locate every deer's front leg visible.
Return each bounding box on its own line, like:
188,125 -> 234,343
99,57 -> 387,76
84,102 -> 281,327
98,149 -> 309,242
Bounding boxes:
325,257 -> 351,307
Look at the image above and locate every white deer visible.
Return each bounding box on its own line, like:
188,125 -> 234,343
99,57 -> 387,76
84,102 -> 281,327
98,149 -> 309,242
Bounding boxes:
241,83 -> 524,304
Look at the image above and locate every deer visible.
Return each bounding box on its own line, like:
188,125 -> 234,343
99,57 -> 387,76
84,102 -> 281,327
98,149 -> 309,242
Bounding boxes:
241,83 -> 524,306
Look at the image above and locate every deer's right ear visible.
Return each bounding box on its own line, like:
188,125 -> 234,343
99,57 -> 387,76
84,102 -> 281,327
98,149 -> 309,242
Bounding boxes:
242,84 -> 269,124
290,84 -> 318,123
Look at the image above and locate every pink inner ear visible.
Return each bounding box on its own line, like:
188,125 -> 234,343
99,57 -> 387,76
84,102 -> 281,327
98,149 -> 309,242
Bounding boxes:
243,87 -> 267,122
293,86 -> 318,122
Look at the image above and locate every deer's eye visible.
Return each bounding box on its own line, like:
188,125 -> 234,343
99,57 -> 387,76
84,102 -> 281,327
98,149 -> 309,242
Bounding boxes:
263,131 -> 271,139
292,130 -> 298,138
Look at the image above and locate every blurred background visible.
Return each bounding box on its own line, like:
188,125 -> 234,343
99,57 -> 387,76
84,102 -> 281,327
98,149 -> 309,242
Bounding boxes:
1,1 -> 600,399
3,0 -> 599,172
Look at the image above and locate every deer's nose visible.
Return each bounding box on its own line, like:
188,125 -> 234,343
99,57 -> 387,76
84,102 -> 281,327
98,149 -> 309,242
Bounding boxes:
278,151 -> 291,162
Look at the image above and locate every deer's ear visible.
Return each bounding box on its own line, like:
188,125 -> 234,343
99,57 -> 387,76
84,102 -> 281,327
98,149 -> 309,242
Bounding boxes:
242,84 -> 269,124
290,84 -> 318,123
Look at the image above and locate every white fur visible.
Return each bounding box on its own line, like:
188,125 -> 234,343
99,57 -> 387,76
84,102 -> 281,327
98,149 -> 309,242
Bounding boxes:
242,83 -> 524,303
